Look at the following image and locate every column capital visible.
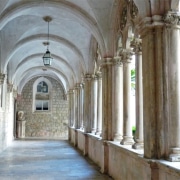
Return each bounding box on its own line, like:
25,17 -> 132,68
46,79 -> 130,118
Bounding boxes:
75,83 -> 81,89
101,57 -> 113,67
113,56 -> 123,66
96,71 -> 102,79
164,11 -> 180,28
122,49 -> 134,63
130,38 -> 142,54
91,74 -> 98,80
0,73 -> 5,85
83,73 -> 92,81
69,89 -> 75,94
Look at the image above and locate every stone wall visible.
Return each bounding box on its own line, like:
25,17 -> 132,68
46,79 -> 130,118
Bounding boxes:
17,77 -> 68,139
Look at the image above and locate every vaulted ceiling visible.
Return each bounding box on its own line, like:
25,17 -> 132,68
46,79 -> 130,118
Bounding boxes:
0,0 -> 176,93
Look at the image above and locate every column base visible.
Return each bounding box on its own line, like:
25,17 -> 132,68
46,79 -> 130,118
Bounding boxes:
132,142 -> 144,149
120,136 -> 134,145
169,147 -> 180,162
113,134 -> 123,142
91,128 -> 96,134
95,131 -> 101,136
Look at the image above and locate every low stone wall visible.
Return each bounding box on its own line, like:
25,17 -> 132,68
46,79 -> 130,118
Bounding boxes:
69,127 -> 180,180
17,77 -> 68,139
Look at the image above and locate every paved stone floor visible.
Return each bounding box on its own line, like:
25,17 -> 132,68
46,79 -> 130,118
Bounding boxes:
0,139 -> 113,180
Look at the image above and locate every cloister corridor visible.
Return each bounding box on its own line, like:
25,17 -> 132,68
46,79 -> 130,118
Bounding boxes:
0,139 -> 112,180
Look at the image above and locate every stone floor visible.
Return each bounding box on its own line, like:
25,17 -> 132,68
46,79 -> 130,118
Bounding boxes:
0,139 -> 113,180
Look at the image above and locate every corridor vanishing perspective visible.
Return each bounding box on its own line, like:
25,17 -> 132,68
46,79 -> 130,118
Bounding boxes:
1,0 -> 180,180
0,139 -> 112,180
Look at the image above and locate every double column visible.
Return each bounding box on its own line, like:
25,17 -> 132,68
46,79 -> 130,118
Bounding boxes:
164,11 -> 180,161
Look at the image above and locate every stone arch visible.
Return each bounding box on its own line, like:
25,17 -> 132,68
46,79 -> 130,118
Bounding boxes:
0,0 -> 106,56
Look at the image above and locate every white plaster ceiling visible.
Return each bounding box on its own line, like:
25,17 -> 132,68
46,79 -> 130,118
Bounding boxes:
0,0 -> 115,93
1,0 -> 173,93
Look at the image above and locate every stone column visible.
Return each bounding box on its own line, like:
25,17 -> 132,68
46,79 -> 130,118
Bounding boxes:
69,89 -> 74,127
101,58 -> 113,140
67,91 -> 71,127
164,11 -> 180,161
74,87 -> 78,129
79,83 -> 84,130
131,38 -> 144,149
75,84 -> 81,129
112,57 -> 123,141
91,75 -> 98,134
0,73 -> 5,108
121,50 -> 134,145
83,74 -> 92,133
96,71 -> 102,135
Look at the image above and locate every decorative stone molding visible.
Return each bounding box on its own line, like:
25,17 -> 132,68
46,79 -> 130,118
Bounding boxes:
120,5 -> 128,30
130,38 -> 142,54
164,11 -> 180,27
101,57 -> 113,67
119,0 -> 138,30
130,0 -> 138,19
0,73 -> 5,85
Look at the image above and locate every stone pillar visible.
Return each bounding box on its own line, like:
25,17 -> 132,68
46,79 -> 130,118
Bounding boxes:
131,38 -> 144,149
101,58 -> 113,140
139,15 -> 165,159
83,74 -> 92,133
16,111 -> 26,138
75,84 -> 81,129
69,89 -> 74,127
112,57 -> 123,141
91,75 -> 98,134
67,91 -> 71,127
79,83 -> 84,130
96,71 -> 102,135
0,73 -> 5,108
164,11 -> 180,161
74,87 -> 78,129
121,50 -> 134,145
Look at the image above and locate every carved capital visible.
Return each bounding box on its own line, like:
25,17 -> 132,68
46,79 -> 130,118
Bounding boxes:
69,89 -> 74,94
122,49 -> 134,63
101,57 -> 113,67
113,56 -> 123,66
130,0 -> 138,19
83,73 -> 92,81
164,11 -> 180,27
130,38 -> 142,54
91,74 -> 98,80
0,73 -> 5,85
96,71 -> 102,79
120,5 -> 127,30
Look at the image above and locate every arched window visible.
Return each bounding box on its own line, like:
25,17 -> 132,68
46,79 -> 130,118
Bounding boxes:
33,77 -> 52,112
